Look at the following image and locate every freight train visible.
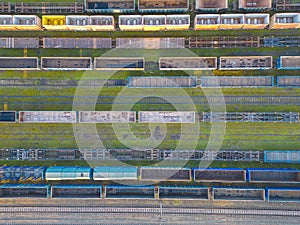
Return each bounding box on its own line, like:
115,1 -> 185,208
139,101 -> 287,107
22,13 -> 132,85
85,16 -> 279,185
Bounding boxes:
0,166 -> 299,184
1,149 -> 299,163
1,56 -> 300,71
0,111 -> 299,123
0,183 -> 299,202
1,36 -> 300,49
0,182 -> 299,202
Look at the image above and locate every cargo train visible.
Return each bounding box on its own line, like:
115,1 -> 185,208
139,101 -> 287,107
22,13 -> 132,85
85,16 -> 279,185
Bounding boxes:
0,111 -> 299,124
1,56 -> 300,71
1,166 -> 299,184
1,183 -> 299,202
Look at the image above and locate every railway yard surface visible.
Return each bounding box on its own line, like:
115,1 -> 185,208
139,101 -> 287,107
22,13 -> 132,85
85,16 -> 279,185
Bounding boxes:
0,0 -> 300,224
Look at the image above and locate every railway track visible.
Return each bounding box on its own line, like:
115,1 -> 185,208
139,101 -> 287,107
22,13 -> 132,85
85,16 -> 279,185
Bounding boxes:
0,206 -> 299,217
1,36 -> 299,49
1,96 -> 300,106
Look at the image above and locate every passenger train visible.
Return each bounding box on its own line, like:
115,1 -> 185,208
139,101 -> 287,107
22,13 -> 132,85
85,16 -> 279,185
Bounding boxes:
0,13 -> 299,31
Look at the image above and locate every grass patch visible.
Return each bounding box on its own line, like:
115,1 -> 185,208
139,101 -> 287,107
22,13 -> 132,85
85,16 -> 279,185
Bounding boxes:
0,123 -> 299,151
0,86 -> 300,112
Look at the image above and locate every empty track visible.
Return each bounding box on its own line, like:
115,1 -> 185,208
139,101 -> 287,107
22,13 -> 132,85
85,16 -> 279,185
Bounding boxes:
1,96 -> 300,106
0,206 -> 299,217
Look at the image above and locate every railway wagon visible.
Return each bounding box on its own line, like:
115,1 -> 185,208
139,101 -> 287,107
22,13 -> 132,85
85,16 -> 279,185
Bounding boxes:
159,57 -> 217,70
45,166 -> 92,181
128,77 -> 198,88
0,57 -> 39,70
19,111 -> 77,123
140,167 -> 192,181
194,168 -> 247,183
264,150 -> 300,163
85,0 -> 135,13
138,0 -> 189,13
51,185 -> 102,198
159,186 -> 209,200
212,187 -> 265,201
0,166 -> 46,181
0,111 -> 16,123
266,188 -> 300,202
93,166 -> 138,180
105,185 -> 155,199
247,168 -> 300,183
277,76 -> 300,87
0,184 -> 49,198
94,57 -> 144,70
277,56 -> 300,70
200,76 -> 274,88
